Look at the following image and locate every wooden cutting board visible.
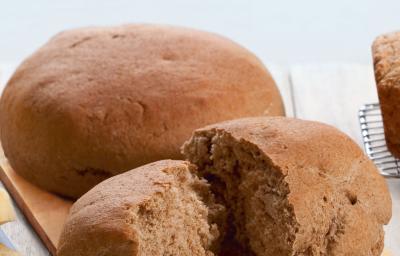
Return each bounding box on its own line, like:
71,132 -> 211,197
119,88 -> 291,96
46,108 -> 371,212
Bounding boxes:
0,148 -> 73,256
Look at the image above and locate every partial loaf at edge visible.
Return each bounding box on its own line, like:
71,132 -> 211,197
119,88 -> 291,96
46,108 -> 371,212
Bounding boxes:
373,31 -> 400,157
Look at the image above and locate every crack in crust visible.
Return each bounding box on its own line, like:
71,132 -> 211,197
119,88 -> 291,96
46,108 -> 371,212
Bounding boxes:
70,36 -> 92,48
75,167 -> 113,178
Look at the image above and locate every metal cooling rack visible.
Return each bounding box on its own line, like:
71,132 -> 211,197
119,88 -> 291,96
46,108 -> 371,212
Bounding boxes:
359,103 -> 400,178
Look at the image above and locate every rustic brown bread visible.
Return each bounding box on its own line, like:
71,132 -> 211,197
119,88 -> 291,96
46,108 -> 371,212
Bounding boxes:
57,160 -> 226,256
372,32 -> 400,157
0,24 -> 285,198
183,117 -> 392,255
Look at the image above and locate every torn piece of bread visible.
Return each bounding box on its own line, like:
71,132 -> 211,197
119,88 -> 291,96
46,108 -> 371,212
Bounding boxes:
182,116 -> 392,256
58,117 -> 392,256
57,160 -> 226,256
0,189 -> 15,225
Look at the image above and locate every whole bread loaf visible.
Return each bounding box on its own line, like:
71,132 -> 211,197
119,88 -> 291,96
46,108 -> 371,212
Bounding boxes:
373,32 -> 400,157
0,24 -> 284,198
58,117 -> 391,256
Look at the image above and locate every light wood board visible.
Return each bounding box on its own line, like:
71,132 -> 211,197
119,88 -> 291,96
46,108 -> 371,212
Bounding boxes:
0,149 -> 72,255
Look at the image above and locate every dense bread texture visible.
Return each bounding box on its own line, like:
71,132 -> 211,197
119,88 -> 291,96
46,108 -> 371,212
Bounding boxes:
57,160 -> 226,256
182,117 -> 392,256
373,32 -> 400,157
0,24 -> 285,198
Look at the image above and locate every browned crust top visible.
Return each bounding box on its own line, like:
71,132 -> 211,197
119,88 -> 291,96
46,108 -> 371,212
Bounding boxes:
0,24 -> 284,198
373,31 -> 400,85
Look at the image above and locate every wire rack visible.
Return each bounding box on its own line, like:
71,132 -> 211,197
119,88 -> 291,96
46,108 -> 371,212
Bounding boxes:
359,103 -> 400,178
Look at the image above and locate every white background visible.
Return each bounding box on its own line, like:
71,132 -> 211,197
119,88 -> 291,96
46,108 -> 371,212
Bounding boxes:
1,0 -> 400,66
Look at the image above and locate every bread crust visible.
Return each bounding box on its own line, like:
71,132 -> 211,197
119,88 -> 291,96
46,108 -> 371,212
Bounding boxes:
57,160 -> 177,256
373,32 -> 400,157
57,160 -> 223,256
186,117 -> 392,255
0,24 -> 284,198
58,117 -> 392,255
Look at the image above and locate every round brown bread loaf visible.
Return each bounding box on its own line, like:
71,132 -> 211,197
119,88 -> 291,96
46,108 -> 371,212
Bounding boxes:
0,24 -> 285,198
57,160 -> 226,256
182,117 -> 392,256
